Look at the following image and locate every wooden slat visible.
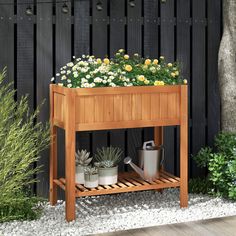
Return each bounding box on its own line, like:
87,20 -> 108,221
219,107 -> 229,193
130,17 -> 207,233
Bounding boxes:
126,0 -> 143,168
36,0 -> 53,198
55,0 -> 71,200
74,0 -> 91,156
160,0 -> 176,175
176,0 -> 191,177
141,94 -> 151,120
92,0 -> 108,154
109,0 -> 126,172
119,178 -> 135,187
110,0 -> 125,55
207,0 -> 221,147
104,95 -> 114,122
192,0 -> 206,178
17,0 -> 34,111
0,0 -> 14,84
123,95 -> 132,121
144,0 -> 159,58
54,171 -> 181,198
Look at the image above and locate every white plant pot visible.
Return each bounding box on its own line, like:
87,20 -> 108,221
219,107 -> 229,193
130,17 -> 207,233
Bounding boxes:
98,166 -> 118,185
84,173 -> 99,188
75,165 -> 85,184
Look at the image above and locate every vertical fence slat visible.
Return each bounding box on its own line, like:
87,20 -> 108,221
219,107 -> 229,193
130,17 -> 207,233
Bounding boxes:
160,0 -> 175,174
36,0 -> 53,197
144,0 -> 159,58
176,0 -> 191,177
56,1 -> 71,199
207,0 -> 221,146
110,0 -> 126,171
127,0 -> 143,164
92,0 -> 108,154
110,0 -> 125,55
0,0 -> 14,83
191,0 -> 206,178
74,0 -> 91,153
17,0 -> 34,111
143,0 -> 159,142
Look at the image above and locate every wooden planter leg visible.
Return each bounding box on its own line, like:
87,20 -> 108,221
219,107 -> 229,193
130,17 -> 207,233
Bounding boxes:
65,93 -> 76,221
154,126 -> 163,193
50,125 -> 57,205
180,86 -> 188,208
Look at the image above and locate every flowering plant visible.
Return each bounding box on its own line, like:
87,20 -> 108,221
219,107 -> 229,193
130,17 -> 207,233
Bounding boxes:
51,49 -> 187,88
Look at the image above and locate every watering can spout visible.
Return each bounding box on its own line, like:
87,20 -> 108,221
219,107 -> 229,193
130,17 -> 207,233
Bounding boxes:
124,157 -> 145,179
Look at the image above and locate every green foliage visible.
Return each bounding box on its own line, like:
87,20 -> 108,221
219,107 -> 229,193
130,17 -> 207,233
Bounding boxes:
192,132 -> 236,200
0,195 -> 45,223
0,68 -> 49,221
94,146 -> 123,168
193,147 -> 212,168
53,49 -> 187,88
189,177 -> 213,195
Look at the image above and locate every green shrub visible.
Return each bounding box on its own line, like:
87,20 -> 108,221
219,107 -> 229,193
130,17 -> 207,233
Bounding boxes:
189,177 -> 213,195
192,132 -> 236,200
0,68 -> 50,221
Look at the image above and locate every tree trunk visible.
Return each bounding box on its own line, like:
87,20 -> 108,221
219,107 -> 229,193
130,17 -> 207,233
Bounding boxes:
218,0 -> 236,132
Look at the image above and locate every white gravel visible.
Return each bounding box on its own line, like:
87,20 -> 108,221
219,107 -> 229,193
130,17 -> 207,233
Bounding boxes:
1,189 -> 236,236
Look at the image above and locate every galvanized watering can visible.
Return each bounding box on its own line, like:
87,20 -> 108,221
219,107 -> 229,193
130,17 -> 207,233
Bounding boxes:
124,140 -> 164,181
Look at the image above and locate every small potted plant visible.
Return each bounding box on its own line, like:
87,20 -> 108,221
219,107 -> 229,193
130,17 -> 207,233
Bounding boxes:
75,149 -> 92,184
94,146 -> 123,185
84,166 -> 99,188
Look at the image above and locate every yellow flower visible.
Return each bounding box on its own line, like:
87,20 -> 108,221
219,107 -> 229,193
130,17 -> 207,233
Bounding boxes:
137,75 -> 145,82
103,58 -> 110,64
125,64 -> 132,72
171,72 -> 176,77
175,71 -> 179,76
119,49 -> 124,53
160,56 -> 164,60
168,63 -> 173,67
144,59 -> 151,65
183,79 -> 188,84
124,54 -> 129,59
144,79 -> 150,85
97,58 -> 102,64
154,80 -> 165,86
153,59 -> 159,65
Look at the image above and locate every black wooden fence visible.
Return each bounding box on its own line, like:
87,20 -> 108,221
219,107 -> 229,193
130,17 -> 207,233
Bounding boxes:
0,0 -> 222,198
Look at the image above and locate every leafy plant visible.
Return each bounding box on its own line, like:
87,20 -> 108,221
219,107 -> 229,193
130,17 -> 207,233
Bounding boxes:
75,149 -> 92,166
0,195 -> 45,223
52,49 -> 187,88
192,132 -> 236,200
189,177 -> 213,195
94,146 -> 123,168
0,68 -> 49,221
84,166 -> 98,175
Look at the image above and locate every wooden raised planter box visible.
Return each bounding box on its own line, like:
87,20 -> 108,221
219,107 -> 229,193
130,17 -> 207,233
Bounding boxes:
49,84 -> 188,222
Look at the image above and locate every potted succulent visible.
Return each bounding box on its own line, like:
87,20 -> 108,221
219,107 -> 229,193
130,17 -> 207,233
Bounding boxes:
75,149 -> 92,184
84,166 -> 99,188
94,146 -> 123,185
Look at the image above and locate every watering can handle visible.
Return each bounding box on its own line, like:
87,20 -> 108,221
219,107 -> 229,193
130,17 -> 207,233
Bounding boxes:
142,140 -> 155,149
160,145 -> 165,166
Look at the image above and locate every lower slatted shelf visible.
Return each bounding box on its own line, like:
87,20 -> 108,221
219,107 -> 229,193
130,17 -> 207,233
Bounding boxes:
53,171 -> 180,197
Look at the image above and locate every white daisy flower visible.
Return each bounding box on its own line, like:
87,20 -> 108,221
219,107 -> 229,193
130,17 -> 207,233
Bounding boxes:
67,62 -> 74,67
51,77 -> 55,82
61,75 -> 67,80
56,73 -> 60,76
67,79 -> 71,83
61,70 -> 66,74
86,74 -> 91,79
67,83 -> 72,88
